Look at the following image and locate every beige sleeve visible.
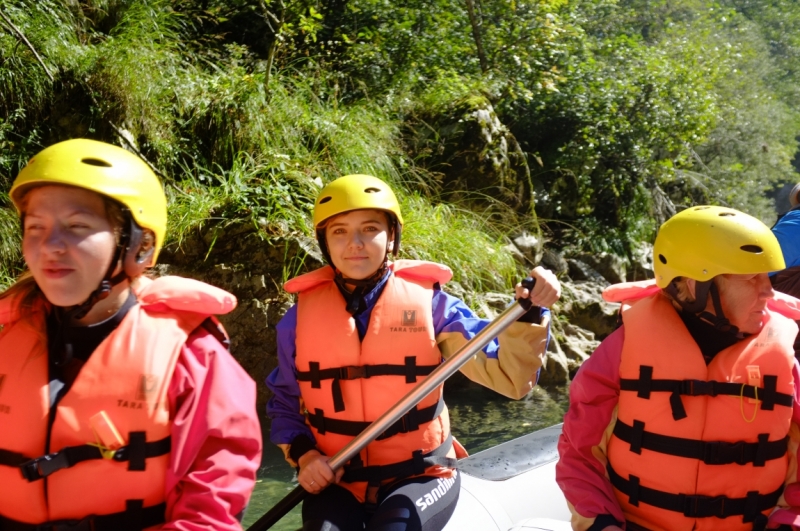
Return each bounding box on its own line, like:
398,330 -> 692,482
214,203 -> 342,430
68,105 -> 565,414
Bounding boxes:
437,316 -> 550,399
277,443 -> 298,468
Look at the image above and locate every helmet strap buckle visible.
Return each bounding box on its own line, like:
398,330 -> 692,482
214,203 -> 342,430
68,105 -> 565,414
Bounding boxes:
671,279 -> 741,337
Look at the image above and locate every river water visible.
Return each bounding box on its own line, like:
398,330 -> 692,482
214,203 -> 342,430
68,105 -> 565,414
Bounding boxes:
242,382 -> 570,530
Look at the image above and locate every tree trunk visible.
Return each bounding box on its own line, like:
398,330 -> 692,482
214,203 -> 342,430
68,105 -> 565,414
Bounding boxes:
259,0 -> 286,93
464,0 -> 488,73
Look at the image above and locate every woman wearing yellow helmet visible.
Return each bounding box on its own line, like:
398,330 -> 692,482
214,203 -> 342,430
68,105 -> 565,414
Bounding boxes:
556,206 -> 800,531
266,174 -> 561,531
0,139 -> 261,531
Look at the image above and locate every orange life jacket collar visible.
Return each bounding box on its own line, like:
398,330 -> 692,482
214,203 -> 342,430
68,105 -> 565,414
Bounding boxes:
285,259 -> 453,294
604,278 -> 800,320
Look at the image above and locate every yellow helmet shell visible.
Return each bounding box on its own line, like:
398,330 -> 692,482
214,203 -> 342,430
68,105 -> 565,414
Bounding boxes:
653,205 -> 785,287
313,174 -> 403,228
10,139 -> 168,261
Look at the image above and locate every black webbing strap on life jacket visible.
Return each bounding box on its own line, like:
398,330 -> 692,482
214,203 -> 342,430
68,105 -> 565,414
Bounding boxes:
607,462 -> 779,530
614,420 -> 788,466
297,357 -> 437,412
342,433 -> 458,484
0,500 -> 165,531
308,397 -> 445,440
0,448 -> 29,467
4,433 -> 171,482
620,366 -> 791,420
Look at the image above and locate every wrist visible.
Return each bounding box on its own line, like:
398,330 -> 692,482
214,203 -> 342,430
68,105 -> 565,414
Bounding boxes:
288,433 -> 318,464
516,305 -> 542,323
297,449 -> 322,469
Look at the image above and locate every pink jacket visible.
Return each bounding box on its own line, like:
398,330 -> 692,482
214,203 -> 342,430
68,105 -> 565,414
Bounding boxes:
163,326 -> 262,530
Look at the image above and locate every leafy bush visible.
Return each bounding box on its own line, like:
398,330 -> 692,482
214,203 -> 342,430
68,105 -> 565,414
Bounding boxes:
0,0 -> 797,286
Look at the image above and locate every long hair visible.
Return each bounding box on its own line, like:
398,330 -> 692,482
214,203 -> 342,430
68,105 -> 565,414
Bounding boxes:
0,188 -> 128,325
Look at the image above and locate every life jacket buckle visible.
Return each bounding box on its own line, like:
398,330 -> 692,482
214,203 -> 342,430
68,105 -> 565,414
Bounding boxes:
20,452 -> 70,482
680,380 -> 716,396
398,408 -> 420,433
340,366 -> 368,380
681,493 -> 727,518
703,441 -> 746,465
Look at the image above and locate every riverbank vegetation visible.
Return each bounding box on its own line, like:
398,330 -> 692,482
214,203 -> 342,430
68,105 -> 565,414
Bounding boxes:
0,0 -> 798,290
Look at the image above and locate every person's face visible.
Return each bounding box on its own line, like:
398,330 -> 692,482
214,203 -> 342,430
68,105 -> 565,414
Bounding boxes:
22,185 -> 118,307
324,209 -> 391,280
711,273 -> 774,334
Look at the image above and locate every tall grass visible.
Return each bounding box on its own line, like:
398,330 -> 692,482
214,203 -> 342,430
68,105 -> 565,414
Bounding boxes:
0,194 -> 21,289
0,0 -> 532,297
400,194 -> 521,299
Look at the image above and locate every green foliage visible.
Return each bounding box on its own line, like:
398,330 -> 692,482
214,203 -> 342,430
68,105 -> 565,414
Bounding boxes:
400,193 -> 520,303
0,0 -> 797,284
167,152 -> 318,247
0,193 -> 20,288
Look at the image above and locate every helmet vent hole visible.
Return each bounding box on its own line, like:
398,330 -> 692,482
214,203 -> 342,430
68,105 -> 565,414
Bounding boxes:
740,245 -> 763,254
658,254 -> 667,264
81,157 -> 112,168
718,212 -> 735,217
364,187 -> 381,194
318,196 -> 332,204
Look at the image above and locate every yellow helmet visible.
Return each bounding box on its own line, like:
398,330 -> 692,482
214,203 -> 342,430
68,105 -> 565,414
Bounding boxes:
10,138 -> 168,262
313,174 -> 403,228
313,174 -> 403,264
653,205 -> 785,288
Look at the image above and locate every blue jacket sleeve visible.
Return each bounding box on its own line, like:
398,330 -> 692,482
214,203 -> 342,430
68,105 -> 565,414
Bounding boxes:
772,210 -> 800,271
265,304 -> 315,446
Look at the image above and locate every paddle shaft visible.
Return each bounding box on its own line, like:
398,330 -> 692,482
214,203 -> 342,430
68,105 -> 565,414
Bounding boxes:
247,278 -> 536,531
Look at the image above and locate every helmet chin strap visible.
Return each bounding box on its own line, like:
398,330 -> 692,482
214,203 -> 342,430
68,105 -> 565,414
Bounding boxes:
332,243 -> 392,315
67,250 -> 128,321
698,282 -> 741,336
667,279 -> 742,338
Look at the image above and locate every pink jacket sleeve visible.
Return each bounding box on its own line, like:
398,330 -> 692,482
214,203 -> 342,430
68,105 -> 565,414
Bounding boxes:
765,360 -> 800,530
161,326 -> 263,531
556,327 -> 626,528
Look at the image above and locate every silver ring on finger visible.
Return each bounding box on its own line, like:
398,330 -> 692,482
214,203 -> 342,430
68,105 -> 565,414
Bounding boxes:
310,480 -> 316,486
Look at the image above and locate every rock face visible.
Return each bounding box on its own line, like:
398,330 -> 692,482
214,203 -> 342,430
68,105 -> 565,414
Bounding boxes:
157,222 -> 313,416
566,259 -> 609,285
538,321 -> 600,386
540,248 -> 569,277
406,95 -> 532,213
555,281 -> 620,340
511,232 -> 543,266
577,252 -> 627,284
628,242 -> 655,281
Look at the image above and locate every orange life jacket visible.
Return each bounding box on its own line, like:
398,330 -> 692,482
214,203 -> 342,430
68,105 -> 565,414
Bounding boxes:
0,276 -> 236,529
286,260 -> 460,502
603,280 -> 799,531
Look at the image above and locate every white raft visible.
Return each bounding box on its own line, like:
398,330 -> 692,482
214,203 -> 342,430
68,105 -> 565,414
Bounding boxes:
443,424 -> 572,531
